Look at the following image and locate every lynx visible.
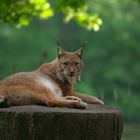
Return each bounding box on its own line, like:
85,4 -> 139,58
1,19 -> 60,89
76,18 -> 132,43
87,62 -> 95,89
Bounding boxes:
0,43 -> 104,109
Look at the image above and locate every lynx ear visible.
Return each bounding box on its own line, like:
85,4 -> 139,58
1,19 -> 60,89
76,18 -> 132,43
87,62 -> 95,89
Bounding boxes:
56,41 -> 65,59
75,42 -> 87,58
75,48 -> 83,59
57,47 -> 65,59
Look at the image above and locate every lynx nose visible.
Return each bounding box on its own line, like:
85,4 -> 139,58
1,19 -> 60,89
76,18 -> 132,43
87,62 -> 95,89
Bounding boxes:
69,71 -> 74,76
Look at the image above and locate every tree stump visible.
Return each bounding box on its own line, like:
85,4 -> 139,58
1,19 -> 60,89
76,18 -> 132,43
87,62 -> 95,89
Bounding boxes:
0,104 -> 123,140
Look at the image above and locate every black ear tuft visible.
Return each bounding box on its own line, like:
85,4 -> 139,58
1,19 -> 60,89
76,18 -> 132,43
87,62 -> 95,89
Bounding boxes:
56,40 -> 61,47
81,41 -> 88,48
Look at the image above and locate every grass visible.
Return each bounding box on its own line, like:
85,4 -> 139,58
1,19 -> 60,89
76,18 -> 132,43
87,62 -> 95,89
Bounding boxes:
122,123 -> 140,140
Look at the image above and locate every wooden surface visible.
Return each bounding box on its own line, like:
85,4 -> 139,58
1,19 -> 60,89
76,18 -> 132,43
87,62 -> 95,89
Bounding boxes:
0,104 -> 123,140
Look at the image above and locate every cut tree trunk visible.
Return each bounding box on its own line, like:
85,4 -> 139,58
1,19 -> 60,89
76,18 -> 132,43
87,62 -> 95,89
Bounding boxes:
0,104 -> 123,140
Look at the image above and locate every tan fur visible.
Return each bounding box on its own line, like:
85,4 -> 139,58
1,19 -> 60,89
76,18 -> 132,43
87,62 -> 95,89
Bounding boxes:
0,47 -> 104,109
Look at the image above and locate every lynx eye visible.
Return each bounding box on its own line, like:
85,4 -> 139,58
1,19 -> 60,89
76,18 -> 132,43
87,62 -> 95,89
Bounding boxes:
63,62 -> 68,66
75,62 -> 79,66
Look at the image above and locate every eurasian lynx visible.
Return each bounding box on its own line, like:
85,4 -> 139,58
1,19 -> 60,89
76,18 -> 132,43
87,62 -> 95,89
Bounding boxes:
0,43 -> 104,109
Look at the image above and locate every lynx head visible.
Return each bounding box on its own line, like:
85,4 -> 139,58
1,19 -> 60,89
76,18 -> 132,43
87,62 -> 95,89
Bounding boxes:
56,42 -> 87,84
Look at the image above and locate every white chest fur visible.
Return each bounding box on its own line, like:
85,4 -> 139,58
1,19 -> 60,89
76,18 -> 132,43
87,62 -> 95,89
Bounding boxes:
38,75 -> 63,97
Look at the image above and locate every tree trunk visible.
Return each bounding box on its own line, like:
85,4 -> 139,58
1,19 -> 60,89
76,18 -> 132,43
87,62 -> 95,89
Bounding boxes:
0,104 -> 123,140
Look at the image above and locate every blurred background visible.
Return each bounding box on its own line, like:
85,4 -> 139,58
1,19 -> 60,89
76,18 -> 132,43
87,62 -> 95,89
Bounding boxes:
0,0 -> 140,139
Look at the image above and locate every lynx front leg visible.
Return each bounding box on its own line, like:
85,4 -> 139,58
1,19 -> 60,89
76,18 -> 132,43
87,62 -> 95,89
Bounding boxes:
47,97 -> 87,109
73,92 -> 104,105
63,96 -> 82,101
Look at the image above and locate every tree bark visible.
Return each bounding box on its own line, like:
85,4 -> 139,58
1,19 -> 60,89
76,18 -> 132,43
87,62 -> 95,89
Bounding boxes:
0,104 -> 123,140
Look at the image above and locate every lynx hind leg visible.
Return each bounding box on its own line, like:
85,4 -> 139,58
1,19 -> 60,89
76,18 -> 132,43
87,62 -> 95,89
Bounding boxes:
0,86 -> 49,106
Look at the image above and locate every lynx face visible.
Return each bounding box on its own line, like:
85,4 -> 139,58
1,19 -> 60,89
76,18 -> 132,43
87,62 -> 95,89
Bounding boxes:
56,48 -> 84,84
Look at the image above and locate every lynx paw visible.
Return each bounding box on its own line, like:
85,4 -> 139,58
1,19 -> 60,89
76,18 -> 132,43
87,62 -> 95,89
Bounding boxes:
95,98 -> 104,105
99,100 -> 104,105
77,101 -> 87,109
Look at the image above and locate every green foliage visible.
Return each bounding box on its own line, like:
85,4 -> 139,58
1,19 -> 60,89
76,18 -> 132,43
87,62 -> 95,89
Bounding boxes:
57,0 -> 102,31
0,0 -> 102,30
0,0 -> 53,27
136,0 -> 140,3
